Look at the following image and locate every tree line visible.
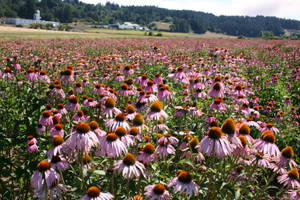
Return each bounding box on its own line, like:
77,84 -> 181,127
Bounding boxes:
1,0 -> 300,37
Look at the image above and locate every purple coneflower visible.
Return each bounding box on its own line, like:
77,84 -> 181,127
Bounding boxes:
253,130 -> 280,157
27,135 -> 38,153
272,146 -> 297,173
102,97 -> 121,118
196,127 -> 233,157
74,81 -> 83,94
145,100 -> 168,120
99,132 -> 127,157
158,133 -> 179,145
31,160 -> 60,192
115,126 -> 135,147
119,83 -> 134,97
221,118 -> 242,148
155,141 -> 176,158
288,190 -> 300,200
50,123 -> 64,137
57,103 -> 67,115
65,96 -> 80,112
237,123 -> 255,144
158,84 -> 172,102
210,98 -> 226,111
65,122 -> 98,154
132,113 -> 148,132
126,105 -> 137,120
154,73 -> 163,84
105,113 -> 130,131
138,143 -> 157,164
89,121 -> 106,139
82,186 -> 114,200
47,135 -> 65,159
52,84 -> 66,99
49,154 -> 69,171
260,123 -> 279,134
277,168 -> 300,189
233,136 -> 252,157
72,110 -> 89,123
144,184 -> 170,200
208,82 -> 224,98
39,110 -> 53,127
114,153 -> 145,179
168,170 -> 199,197
83,97 -> 98,107
182,138 -> 205,163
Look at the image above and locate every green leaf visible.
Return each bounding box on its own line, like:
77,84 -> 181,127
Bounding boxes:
94,170 -> 106,176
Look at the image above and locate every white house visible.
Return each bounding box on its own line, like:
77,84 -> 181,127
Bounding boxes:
2,10 -> 59,27
110,22 -> 149,31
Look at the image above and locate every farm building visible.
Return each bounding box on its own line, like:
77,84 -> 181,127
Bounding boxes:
1,10 -> 59,27
109,22 -> 149,31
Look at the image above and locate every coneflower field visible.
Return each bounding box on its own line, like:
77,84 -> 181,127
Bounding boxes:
0,38 -> 299,200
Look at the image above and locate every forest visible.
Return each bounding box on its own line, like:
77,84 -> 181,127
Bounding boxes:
1,0 -> 300,37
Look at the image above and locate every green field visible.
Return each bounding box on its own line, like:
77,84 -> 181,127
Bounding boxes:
0,25 -> 236,40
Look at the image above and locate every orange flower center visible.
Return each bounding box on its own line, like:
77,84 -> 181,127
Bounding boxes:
178,171 -> 192,183
89,121 -> 99,130
143,143 -> 155,154
127,105 -> 136,114
87,186 -> 100,198
208,127 -> 223,139
238,136 -> 248,147
69,96 -> 79,104
213,82 -> 221,91
123,153 -> 136,166
76,122 -> 90,134
106,133 -> 118,142
129,127 -> 139,136
235,84 -> 242,91
105,97 -> 116,108
262,131 -> 276,143
83,154 -> 92,164
150,100 -> 163,112
288,168 -> 299,179
239,124 -> 250,135
115,113 -> 126,122
221,118 -> 236,135
121,83 -> 129,90
281,146 -> 294,159
214,98 -> 222,105
77,110 -> 84,117
42,110 -> 51,118
52,135 -> 64,146
236,166 -> 246,174
133,113 -> 144,126
55,124 -> 63,131
37,160 -> 51,172
189,138 -> 199,152
115,127 -> 127,137
153,184 -> 166,195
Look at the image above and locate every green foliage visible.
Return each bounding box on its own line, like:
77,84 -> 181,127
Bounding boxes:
170,18 -> 190,33
0,0 -> 299,36
261,31 -> 275,39
57,23 -> 73,31
29,23 -> 45,29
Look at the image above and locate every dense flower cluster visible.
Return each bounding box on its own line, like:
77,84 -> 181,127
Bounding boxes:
0,38 -> 299,199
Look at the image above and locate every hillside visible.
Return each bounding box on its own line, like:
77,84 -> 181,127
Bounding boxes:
1,0 -> 300,37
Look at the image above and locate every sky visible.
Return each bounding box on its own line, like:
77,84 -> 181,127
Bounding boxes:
80,0 -> 300,21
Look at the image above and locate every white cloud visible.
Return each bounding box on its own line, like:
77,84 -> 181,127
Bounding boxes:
80,0 -> 300,20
